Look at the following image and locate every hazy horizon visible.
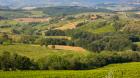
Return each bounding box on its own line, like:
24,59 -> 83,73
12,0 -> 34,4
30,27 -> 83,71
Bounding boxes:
0,0 -> 138,8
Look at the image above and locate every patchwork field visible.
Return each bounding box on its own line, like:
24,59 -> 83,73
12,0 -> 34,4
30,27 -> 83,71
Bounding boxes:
0,62 -> 139,78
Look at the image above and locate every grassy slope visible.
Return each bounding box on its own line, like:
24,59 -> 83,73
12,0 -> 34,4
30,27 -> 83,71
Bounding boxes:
93,24 -> 115,34
0,44 -> 87,60
0,62 -> 139,78
77,20 -> 115,34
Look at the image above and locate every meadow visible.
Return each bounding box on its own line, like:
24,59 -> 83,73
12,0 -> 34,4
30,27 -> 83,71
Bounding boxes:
0,62 -> 139,78
0,44 -> 87,60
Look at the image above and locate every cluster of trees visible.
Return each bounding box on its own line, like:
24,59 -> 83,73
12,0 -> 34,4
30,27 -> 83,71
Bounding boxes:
132,44 -> 140,51
129,34 -> 140,42
9,29 -> 140,52
39,38 -> 74,46
45,30 -> 66,36
1,51 -> 139,71
71,31 -> 134,52
0,52 -> 38,71
88,34 -> 132,52
10,35 -> 38,44
35,51 -> 140,70
11,23 -> 45,35
0,25 -> 11,28
12,26 -> 36,35
0,33 -> 12,45
75,21 -> 87,27
72,31 -> 101,49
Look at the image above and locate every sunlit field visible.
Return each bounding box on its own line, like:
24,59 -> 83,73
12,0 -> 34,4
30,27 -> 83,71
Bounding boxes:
0,62 -> 139,78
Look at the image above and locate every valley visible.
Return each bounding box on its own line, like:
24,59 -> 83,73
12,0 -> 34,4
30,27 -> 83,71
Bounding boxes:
0,4 -> 140,78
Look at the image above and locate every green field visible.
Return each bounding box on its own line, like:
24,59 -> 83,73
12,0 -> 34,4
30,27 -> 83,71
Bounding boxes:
0,62 -> 139,78
0,44 -> 87,60
76,19 -> 116,34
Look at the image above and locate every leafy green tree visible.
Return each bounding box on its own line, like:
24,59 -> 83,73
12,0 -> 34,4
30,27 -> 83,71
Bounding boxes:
0,52 -> 38,71
0,52 -> 12,71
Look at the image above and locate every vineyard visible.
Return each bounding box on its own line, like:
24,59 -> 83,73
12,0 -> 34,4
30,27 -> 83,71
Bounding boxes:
0,62 -> 139,78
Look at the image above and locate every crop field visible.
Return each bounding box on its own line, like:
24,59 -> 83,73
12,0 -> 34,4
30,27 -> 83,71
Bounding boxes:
0,62 -> 139,78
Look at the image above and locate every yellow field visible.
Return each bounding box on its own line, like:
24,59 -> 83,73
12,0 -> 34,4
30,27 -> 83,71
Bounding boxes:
48,45 -> 86,52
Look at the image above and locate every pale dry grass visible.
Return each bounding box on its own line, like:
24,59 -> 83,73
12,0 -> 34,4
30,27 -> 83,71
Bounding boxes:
48,45 -> 86,52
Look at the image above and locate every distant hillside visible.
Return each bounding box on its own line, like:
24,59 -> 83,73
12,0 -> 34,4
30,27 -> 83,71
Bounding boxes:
35,6 -> 112,16
0,0 -> 140,9
0,0 -> 119,9
0,6 -> 9,10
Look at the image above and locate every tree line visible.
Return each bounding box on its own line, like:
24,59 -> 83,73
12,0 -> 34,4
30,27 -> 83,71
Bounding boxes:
0,51 -> 140,71
0,52 -> 38,71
